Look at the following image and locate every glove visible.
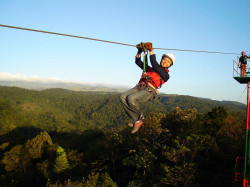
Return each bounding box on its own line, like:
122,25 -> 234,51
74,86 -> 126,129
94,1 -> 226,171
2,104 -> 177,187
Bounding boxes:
136,43 -> 142,54
144,42 -> 153,51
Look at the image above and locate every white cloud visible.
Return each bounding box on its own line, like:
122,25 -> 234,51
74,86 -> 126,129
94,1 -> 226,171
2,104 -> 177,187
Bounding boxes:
0,72 -> 130,88
0,72 -> 72,83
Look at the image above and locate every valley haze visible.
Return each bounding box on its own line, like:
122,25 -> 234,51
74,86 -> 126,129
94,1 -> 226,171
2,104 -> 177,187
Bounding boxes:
0,72 -> 129,92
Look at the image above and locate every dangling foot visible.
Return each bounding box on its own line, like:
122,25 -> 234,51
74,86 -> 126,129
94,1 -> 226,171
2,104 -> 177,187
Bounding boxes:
128,122 -> 134,127
139,113 -> 145,120
131,120 -> 143,134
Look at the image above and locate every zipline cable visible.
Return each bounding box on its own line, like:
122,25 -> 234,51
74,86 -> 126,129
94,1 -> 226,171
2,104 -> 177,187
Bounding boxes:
0,24 -> 240,55
154,47 -> 240,55
0,24 -> 135,47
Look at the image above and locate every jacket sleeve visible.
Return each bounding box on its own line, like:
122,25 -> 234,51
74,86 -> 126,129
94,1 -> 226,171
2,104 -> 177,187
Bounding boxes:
150,54 -> 170,82
135,56 -> 150,70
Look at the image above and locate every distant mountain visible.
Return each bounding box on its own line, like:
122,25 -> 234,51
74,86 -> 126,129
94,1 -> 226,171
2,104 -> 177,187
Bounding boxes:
0,71 -> 246,116
0,72 -> 129,92
0,79 -> 246,113
160,93 -> 246,113
0,81 -> 128,92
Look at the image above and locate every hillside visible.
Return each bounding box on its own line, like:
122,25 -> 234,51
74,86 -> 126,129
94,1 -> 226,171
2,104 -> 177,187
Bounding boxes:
0,81 -> 245,112
160,93 -> 246,113
0,86 -> 245,134
0,85 -> 246,186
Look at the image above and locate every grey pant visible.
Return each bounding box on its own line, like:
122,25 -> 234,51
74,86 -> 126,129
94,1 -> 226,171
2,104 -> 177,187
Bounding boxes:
119,86 -> 156,122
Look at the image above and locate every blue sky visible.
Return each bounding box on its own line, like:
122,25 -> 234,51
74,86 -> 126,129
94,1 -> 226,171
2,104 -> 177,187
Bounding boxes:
0,0 -> 249,103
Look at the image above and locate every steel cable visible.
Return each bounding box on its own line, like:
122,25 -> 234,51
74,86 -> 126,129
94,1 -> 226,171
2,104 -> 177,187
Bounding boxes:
0,24 -> 240,55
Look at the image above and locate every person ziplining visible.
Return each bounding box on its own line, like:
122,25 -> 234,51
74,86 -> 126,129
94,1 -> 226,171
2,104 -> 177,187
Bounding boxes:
120,42 -> 175,134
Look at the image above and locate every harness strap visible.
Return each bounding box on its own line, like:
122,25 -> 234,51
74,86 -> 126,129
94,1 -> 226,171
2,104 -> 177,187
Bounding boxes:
138,42 -> 148,75
143,52 -> 147,74
137,42 -> 157,100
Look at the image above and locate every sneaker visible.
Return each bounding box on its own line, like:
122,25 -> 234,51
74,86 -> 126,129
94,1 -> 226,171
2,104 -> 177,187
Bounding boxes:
128,122 -> 134,127
139,114 -> 145,120
131,120 -> 143,134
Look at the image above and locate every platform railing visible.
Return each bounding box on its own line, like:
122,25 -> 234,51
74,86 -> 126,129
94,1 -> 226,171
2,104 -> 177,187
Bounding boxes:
233,56 -> 240,77
233,57 -> 250,77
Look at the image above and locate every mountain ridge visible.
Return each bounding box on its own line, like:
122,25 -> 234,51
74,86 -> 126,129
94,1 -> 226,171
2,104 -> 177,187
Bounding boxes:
0,81 -> 245,107
0,80 -> 128,92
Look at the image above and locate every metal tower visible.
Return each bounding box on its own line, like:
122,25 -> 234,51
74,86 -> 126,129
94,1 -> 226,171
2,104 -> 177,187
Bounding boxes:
233,58 -> 250,187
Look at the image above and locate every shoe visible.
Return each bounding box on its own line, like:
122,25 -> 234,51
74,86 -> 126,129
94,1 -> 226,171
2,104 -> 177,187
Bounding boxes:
128,122 -> 134,127
131,120 -> 143,134
139,113 -> 145,120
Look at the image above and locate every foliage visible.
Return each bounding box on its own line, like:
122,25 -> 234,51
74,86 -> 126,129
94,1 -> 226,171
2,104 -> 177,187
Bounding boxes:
46,172 -> 117,187
25,131 -> 52,159
0,86 -> 246,186
54,146 -> 70,173
0,86 -> 245,135
1,145 -> 26,172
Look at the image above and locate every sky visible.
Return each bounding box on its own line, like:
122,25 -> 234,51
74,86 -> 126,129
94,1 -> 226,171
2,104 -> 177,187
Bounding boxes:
0,0 -> 249,103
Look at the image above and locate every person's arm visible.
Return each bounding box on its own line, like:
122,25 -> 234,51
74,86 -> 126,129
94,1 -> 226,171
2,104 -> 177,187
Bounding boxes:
135,54 -> 150,70
149,49 -> 154,56
150,54 -> 170,82
135,44 -> 150,70
135,55 -> 144,69
146,43 -> 170,82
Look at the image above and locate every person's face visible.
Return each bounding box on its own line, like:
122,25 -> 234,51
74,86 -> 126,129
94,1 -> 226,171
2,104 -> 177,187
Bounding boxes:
161,57 -> 172,68
242,53 -> 245,56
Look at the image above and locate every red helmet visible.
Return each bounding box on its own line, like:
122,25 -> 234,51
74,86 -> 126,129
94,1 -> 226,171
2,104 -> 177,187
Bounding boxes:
242,51 -> 245,55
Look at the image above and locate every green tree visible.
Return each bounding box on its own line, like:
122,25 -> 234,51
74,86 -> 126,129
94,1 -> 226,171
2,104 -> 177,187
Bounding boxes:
25,131 -> 53,159
1,145 -> 29,172
54,146 -> 70,173
205,106 -> 228,120
82,172 -> 117,187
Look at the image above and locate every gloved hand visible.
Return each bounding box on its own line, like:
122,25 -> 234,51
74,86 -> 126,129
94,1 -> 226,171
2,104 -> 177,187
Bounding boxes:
136,43 -> 142,54
144,42 -> 153,51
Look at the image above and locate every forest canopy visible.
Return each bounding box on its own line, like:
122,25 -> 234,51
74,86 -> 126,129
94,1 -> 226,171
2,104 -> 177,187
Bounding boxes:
0,86 -> 246,186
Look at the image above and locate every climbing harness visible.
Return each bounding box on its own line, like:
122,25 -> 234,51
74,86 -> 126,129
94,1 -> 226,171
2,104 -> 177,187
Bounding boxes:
138,43 -> 163,91
137,43 -> 156,100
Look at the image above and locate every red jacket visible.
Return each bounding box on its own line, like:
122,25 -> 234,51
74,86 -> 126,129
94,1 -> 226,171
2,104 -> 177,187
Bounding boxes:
139,67 -> 169,89
136,54 -> 170,90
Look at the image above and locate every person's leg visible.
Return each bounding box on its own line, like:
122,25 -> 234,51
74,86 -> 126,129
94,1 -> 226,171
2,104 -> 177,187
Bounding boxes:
126,88 -> 152,121
120,87 -> 143,122
243,64 -> 247,77
241,64 -> 245,76
128,89 -> 153,133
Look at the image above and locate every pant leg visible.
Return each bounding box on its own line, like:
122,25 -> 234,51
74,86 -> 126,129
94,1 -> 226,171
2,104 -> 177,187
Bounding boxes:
243,64 -> 247,76
127,89 -> 152,116
120,86 -> 152,122
120,87 -> 140,122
